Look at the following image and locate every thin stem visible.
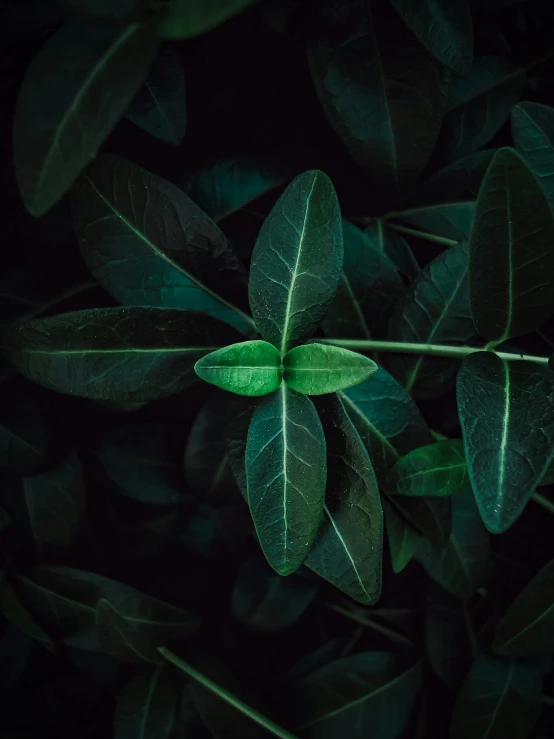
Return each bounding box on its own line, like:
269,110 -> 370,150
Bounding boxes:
324,602 -> 417,650
385,222 -> 458,247
321,338 -> 549,365
531,492 -> 554,515
158,647 -> 299,739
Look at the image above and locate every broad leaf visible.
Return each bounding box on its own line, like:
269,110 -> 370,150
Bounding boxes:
249,170 -> 343,355
439,55 -> 526,160
306,396 -> 383,605
493,558 -> 554,656
246,385 -> 326,575
450,656 -> 541,739
512,101 -> 554,210
369,221 -> 420,280
195,341 -> 282,396
382,497 -> 419,574
126,47 -> 186,145
72,154 -> 252,334
417,484 -> 492,598
0,382 -> 53,474
385,201 -> 475,245
386,439 -> 467,497
470,147 -> 554,344
389,0 -> 473,74
157,0 -> 258,39
297,652 -> 423,739
114,665 -> 180,739
95,599 -> 164,663
308,3 -> 442,189
457,352 -> 554,533
283,344 -> 377,395
387,241 -> 475,399
1,307 -> 238,403
387,495 -> 452,549
13,20 -> 159,216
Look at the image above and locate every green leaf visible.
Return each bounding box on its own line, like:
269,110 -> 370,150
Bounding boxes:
470,148 -> 554,344
386,440 -> 467,497
385,201 -> 475,245
296,652 -> 423,739
1,307 -> 239,403
382,497 -> 419,574
457,352 -> 554,533
57,0 -> 150,21
72,153 -> 252,334
306,395 -> 383,605
417,484 -> 492,598
125,47 -> 186,145
307,3 -> 442,189
512,101 -> 554,210
369,221 -> 420,280
249,170 -> 343,355
439,55 -> 526,160
114,665 -> 180,739
450,656 -> 541,739
246,385 -> 326,575
386,241 -> 475,399
283,344 -> 377,396
322,221 -> 405,340
0,581 -> 55,651
493,558 -> 554,656
157,0 -> 258,39
0,382 -> 53,474
13,20 -> 159,216
225,396 -> 258,498
389,0 -> 473,74
95,599 -> 163,663
195,341 -> 282,396
231,556 -> 318,631
387,495 -> 451,549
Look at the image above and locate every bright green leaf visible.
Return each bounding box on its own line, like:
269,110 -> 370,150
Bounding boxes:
245,385 -> 326,575
512,101 -> 554,210
470,147 -> 554,344
386,439 -> 467,497
195,341 -> 282,396
457,352 -> 554,533
114,665 -> 180,739
157,0 -> 258,39
249,170 -> 343,354
283,343 -> 377,396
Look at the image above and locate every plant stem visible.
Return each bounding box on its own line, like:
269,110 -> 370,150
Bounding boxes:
324,601 -> 417,650
158,647 -> 299,739
531,492 -> 554,515
322,339 -> 549,365
385,222 -> 458,246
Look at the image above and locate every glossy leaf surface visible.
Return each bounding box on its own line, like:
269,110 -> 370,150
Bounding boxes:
195,341 -> 282,396
283,343 -> 377,396
386,440 -> 468,497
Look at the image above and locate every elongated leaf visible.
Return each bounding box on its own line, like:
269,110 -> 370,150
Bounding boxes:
306,396 -> 383,605
114,665 -> 180,739
125,47 -> 186,145
369,221 -> 420,280
297,652 -> 423,739
72,154 -> 252,334
246,385 -> 326,575
226,396 -> 259,497
389,0 -> 473,74
387,241 -> 475,399
386,201 -> 475,245
157,0 -> 258,39
470,148 -> 554,343
1,307 -> 238,403
387,494 -> 451,549
195,341 -> 282,396
0,382 -> 53,474
283,344 -> 376,396
457,352 -> 554,533
13,20 -> 159,216
322,221 -> 405,339
249,170 -> 343,355
386,440 -> 467,497
382,497 -> 419,574
439,56 -> 526,160
512,102 -> 554,210
308,4 -> 442,189
450,656 -> 541,739
493,558 -> 554,656
417,484 -> 492,598
96,600 -> 166,663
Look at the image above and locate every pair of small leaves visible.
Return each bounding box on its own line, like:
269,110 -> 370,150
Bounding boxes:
195,341 -> 377,397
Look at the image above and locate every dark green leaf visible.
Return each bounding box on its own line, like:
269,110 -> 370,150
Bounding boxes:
297,652 -> 423,739
470,147 -> 554,344
0,626 -> 33,686
1,581 -> 55,651
0,382 -> 53,474
249,170 -> 343,354
72,154 -> 252,334
385,201 -> 475,245
114,665 -> 180,739
95,599 -> 163,663
439,56 -> 526,160
386,440 -> 467,497
369,221 -> 420,280
57,0 -> 150,21
387,241 -> 475,399
246,385 -> 326,575
157,0 -> 258,39
1,307 -> 239,402
512,101 -> 554,210
457,352 -> 554,532
389,0 -> 473,74
308,4 -> 442,189
306,395 -> 383,605
407,150 -> 496,206
13,20 -> 159,216
382,496 -> 419,573
226,396 -> 258,497
283,344 -> 377,395
195,341 -> 282,396
417,484 -> 492,598
450,656 -> 541,739
387,494 -> 452,549
125,46 -> 186,145
493,558 -> 554,656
